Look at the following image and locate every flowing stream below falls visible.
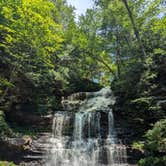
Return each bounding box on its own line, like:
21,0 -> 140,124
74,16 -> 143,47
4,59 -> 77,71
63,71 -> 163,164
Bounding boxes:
45,87 -> 128,166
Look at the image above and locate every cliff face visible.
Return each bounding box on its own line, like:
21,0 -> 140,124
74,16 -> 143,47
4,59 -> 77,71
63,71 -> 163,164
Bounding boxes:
45,88 -> 129,166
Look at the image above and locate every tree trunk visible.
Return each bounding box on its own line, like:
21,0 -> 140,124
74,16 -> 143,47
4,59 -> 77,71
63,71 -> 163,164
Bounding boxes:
116,35 -> 122,78
122,0 -> 146,61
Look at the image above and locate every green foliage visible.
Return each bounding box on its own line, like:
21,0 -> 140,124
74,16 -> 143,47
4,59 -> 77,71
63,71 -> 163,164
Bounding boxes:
0,0 -> 63,68
0,0 -> 105,116
94,0 -> 166,164
0,161 -> 16,166
145,119 -> 166,153
0,111 -> 11,136
132,141 -> 144,152
0,77 -> 14,95
0,2 -> 165,166
139,156 -> 166,166
138,119 -> 166,166
0,0 -> 67,114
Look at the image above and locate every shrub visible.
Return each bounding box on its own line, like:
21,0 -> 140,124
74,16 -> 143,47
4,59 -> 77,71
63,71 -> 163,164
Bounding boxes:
139,119 -> 166,166
0,161 -> 16,166
0,111 -> 11,136
139,156 -> 166,166
145,119 -> 166,153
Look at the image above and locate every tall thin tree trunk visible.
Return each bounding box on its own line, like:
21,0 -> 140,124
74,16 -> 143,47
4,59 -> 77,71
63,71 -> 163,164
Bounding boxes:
116,35 -> 121,78
122,0 -> 146,60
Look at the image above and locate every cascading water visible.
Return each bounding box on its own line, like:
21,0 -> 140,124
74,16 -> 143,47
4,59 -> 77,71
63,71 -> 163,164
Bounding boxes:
46,87 -> 128,166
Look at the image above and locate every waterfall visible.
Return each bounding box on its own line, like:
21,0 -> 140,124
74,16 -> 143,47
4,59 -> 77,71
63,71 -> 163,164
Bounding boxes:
46,87 -> 128,166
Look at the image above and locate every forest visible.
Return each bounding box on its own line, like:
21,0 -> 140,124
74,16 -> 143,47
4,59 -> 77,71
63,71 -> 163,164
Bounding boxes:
0,0 -> 166,166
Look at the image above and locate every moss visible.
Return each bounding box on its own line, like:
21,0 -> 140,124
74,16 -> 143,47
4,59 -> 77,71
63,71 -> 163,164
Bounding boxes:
0,161 -> 16,166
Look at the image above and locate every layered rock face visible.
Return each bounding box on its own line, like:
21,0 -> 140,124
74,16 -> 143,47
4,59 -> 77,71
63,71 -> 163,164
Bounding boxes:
45,87 -> 128,166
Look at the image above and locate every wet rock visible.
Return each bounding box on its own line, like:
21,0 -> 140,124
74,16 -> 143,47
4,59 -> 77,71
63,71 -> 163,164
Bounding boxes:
1,137 -> 32,151
100,111 -> 109,138
0,137 -> 31,163
19,161 -> 44,166
61,113 -> 75,136
61,92 -> 87,111
98,147 -> 109,164
21,132 -> 51,165
52,112 -> 74,137
5,111 -> 53,128
61,100 -> 83,111
63,92 -> 87,101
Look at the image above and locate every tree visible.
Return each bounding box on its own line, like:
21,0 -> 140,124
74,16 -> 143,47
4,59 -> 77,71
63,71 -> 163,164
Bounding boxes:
0,0 -> 63,106
121,0 -> 146,60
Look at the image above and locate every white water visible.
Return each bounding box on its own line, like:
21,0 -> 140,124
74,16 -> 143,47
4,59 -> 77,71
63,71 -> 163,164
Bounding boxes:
46,87 -> 128,166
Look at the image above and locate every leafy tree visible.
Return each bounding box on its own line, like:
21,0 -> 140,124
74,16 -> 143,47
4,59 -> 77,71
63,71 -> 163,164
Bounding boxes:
139,119 -> 166,166
0,0 -> 63,108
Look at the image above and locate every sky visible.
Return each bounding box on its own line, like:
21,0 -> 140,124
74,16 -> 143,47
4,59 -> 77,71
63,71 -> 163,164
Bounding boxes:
67,0 -> 94,16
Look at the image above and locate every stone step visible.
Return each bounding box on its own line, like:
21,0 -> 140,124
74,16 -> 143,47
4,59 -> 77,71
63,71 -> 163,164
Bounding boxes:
23,155 -> 45,161
21,132 -> 51,164
27,150 -> 45,155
